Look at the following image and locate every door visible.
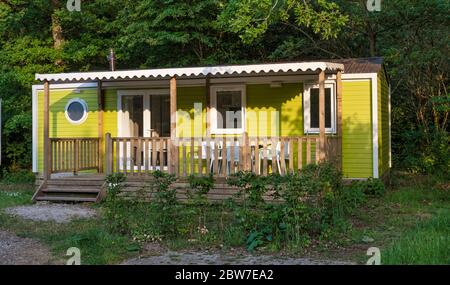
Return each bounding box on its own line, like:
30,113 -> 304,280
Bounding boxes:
150,95 -> 170,137
121,95 -> 144,170
119,91 -> 170,171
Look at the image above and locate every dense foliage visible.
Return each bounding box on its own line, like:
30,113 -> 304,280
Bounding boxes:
0,0 -> 448,175
103,164 -> 385,251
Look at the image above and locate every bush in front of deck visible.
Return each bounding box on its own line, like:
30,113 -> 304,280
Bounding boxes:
101,164 -> 379,252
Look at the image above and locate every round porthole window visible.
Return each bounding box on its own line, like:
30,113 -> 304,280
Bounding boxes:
65,98 -> 88,124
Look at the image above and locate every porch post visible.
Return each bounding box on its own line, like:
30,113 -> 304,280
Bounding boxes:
336,70 -> 343,170
318,70 -> 326,162
43,80 -> 50,180
169,76 -> 178,174
97,80 -> 104,173
205,76 -> 211,137
105,133 -> 112,175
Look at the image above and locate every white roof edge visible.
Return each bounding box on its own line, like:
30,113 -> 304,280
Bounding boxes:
35,62 -> 344,82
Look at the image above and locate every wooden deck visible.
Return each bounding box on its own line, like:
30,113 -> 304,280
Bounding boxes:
32,174 -> 239,203
36,134 -> 339,203
33,175 -> 106,203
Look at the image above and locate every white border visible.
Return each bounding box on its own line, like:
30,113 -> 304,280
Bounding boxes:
117,89 -> 169,137
64,98 -> 88,125
32,82 -> 98,173
303,82 -> 336,134
371,74 -> 379,178
210,85 -> 246,135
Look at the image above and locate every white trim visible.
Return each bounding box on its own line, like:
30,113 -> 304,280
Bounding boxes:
210,85 -> 246,135
303,82 -> 336,134
117,89 -> 170,137
34,73 -> 375,90
64,98 -> 88,125
341,73 -> 378,79
371,74 -> 379,178
32,86 -> 38,172
32,82 -> 98,91
143,95 -> 151,137
36,62 -> 345,82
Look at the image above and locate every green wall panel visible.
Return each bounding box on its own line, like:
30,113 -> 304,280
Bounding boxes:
341,80 -> 373,178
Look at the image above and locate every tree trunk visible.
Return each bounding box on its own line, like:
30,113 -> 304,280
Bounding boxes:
51,0 -> 64,66
367,25 -> 377,56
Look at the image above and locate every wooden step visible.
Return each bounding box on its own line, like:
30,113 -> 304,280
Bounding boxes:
35,196 -> 97,202
42,187 -> 100,194
47,180 -> 104,186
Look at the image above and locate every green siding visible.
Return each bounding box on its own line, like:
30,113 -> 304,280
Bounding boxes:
378,70 -> 390,176
36,81 -> 377,178
175,83 -> 304,137
104,89 -> 118,138
177,86 -> 207,137
341,80 -> 373,178
37,88 -> 99,172
247,83 -> 303,137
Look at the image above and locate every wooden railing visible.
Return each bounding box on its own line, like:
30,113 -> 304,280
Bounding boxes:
105,134 -> 327,177
105,135 -> 170,175
50,138 -> 101,174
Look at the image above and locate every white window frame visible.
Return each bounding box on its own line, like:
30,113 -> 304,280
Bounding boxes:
65,98 -> 88,125
211,85 -> 246,135
303,82 -> 336,134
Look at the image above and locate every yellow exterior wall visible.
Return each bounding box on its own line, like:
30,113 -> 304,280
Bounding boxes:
36,81 -> 379,178
246,83 -> 304,137
37,88 -> 99,172
341,80 -> 373,178
378,70 -> 390,176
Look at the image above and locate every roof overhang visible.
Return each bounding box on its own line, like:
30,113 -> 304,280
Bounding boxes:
35,62 -> 344,83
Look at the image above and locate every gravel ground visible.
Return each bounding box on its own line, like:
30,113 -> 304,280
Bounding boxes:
122,251 -> 354,265
4,202 -> 97,223
0,230 -> 57,265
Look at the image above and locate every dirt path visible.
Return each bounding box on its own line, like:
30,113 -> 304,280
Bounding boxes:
0,230 -> 57,265
122,250 -> 354,265
4,202 -> 97,223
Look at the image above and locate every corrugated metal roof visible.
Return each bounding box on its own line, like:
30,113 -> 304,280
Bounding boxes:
329,57 -> 384,74
35,62 -> 344,82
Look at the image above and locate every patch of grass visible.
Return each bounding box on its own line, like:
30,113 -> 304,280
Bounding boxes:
0,185 -> 138,265
0,183 -> 34,209
342,172 -> 450,264
49,221 -> 139,265
382,211 -> 450,264
1,169 -> 36,185
0,212 -> 138,265
0,171 -> 448,265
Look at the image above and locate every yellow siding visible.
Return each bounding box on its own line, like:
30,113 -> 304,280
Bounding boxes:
36,81 -> 375,178
177,86 -> 207,137
37,89 -> 99,172
246,83 -> 303,137
342,80 -> 373,178
378,70 -> 390,176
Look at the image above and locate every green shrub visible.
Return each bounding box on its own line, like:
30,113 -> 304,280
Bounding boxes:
338,183 -> 367,214
227,171 -> 269,206
101,164 -> 360,252
1,169 -> 35,184
103,173 -> 131,234
397,128 -> 450,176
105,173 -> 126,198
187,174 -> 214,204
226,163 -> 347,252
150,170 -> 177,205
353,177 -> 386,197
